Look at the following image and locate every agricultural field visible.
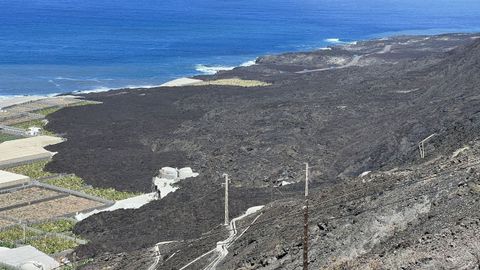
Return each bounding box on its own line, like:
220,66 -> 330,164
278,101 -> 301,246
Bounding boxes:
0,220 -> 81,254
0,134 -> 20,144
0,219 -> 14,230
12,119 -> 55,136
0,226 -> 40,248
6,160 -> 54,179
2,196 -> 103,223
32,106 -> 61,116
31,219 -> 76,234
26,235 -> 78,254
0,187 -> 61,209
45,175 -> 140,201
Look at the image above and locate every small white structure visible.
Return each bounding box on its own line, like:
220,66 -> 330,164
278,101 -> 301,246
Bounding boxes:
152,167 -> 199,199
26,127 -> 42,136
0,245 -> 59,270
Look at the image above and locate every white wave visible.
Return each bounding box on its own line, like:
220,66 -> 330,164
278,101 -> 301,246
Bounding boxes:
195,64 -> 235,75
240,59 -> 257,67
325,38 -> 343,43
324,38 -> 357,45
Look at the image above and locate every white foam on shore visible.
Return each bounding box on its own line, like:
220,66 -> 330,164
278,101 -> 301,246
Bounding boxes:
325,38 -> 357,45
195,64 -> 236,75
195,59 -> 257,75
240,59 -> 257,67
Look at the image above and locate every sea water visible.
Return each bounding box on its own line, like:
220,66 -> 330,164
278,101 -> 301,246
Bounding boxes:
1,0 -> 480,96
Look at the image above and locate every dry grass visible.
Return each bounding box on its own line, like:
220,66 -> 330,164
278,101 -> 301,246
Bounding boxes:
195,78 -> 271,87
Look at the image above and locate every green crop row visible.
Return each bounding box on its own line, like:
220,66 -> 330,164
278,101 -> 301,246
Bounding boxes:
6,160 -> 54,179
26,236 -> 78,254
31,219 -> 76,234
44,175 -> 140,201
0,226 -> 40,247
84,187 -> 140,201
44,175 -> 85,191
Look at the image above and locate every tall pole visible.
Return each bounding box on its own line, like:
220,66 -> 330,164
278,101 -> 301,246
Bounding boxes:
224,173 -> 229,226
303,163 -> 309,270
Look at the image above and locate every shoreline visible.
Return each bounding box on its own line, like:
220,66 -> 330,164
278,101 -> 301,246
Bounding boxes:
2,30 -> 479,110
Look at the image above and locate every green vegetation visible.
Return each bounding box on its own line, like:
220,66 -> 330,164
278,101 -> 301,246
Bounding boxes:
196,78 -> 271,87
33,106 -> 61,116
26,236 -> 78,254
12,119 -> 55,136
31,219 -> 76,234
0,226 -> 40,247
44,175 -> 84,191
84,187 -> 140,201
0,133 -> 20,143
45,175 -> 140,201
12,119 -> 45,129
6,160 -> 53,179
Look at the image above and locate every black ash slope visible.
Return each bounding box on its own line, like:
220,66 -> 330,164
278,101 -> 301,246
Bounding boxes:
43,34 -> 480,268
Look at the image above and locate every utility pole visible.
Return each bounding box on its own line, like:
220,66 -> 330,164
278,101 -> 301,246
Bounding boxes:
303,163 -> 309,270
223,173 -> 229,226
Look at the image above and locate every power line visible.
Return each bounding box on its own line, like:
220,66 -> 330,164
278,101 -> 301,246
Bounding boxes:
176,176 -> 476,246
175,156 -> 480,242
93,157 -> 480,240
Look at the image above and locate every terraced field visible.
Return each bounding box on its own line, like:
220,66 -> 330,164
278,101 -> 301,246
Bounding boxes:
0,187 -> 61,209
2,196 -> 103,223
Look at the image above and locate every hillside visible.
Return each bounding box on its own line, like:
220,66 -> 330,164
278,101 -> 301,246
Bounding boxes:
44,33 -> 480,269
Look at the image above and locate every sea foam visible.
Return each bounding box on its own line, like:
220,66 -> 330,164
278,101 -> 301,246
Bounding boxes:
195,64 -> 235,75
195,59 -> 257,75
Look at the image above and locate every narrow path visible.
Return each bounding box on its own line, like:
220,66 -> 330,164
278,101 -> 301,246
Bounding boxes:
147,241 -> 177,270
296,55 -> 362,74
203,206 -> 264,270
178,206 -> 264,270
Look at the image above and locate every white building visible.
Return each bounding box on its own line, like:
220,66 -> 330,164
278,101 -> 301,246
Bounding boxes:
152,167 -> 198,199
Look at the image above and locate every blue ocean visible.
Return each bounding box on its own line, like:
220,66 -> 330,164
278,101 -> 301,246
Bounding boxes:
1,0 -> 480,96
